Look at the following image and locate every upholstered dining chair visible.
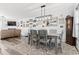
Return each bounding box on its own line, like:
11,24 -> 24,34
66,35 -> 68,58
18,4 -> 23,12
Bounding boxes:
48,29 -> 57,48
38,30 -> 50,49
30,30 -> 38,47
48,29 -> 63,54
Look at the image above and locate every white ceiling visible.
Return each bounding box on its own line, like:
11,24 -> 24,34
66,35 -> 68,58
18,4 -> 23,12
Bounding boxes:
0,3 -> 76,19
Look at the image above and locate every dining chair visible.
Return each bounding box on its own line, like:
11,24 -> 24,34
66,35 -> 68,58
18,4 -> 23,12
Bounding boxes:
49,29 -> 63,54
48,29 -> 57,48
38,30 -> 50,49
30,30 -> 38,47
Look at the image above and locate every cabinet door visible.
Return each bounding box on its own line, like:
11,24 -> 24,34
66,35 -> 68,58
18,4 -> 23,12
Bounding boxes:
14,30 -> 21,37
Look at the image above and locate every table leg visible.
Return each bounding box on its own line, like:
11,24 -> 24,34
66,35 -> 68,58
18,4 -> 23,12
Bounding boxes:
60,37 -> 62,53
55,36 -> 58,54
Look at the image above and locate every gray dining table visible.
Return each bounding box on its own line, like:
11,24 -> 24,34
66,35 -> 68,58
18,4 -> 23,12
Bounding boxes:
28,27 -> 62,54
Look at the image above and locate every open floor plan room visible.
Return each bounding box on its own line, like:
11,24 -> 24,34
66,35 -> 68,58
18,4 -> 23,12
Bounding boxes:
0,3 -> 79,55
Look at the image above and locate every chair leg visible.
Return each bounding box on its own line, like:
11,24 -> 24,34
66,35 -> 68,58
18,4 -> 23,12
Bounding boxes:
45,43 -> 48,53
28,36 -> 30,44
49,39 -> 52,49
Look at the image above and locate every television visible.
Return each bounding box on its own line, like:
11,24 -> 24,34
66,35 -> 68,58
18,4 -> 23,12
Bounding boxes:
7,21 -> 16,26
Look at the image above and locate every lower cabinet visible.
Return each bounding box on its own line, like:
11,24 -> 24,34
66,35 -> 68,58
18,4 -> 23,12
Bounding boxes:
1,29 -> 21,39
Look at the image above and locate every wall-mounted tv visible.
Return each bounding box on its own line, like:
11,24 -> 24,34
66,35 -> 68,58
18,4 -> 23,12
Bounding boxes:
7,21 -> 16,26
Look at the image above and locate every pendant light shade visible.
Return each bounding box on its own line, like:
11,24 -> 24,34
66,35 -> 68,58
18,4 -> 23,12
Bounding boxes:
41,5 -> 46,20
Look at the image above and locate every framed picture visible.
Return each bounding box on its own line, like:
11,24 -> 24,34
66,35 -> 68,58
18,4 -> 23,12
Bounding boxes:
59,18 -> 64,24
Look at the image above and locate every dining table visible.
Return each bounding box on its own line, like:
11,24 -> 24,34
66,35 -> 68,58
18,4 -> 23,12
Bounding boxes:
28,27 -> 62,54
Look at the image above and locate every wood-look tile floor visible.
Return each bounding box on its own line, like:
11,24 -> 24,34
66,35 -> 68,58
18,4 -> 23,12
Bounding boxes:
0,37 -> 79,55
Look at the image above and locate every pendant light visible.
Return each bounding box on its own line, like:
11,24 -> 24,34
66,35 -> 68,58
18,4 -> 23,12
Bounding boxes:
41,5 -> 46,20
